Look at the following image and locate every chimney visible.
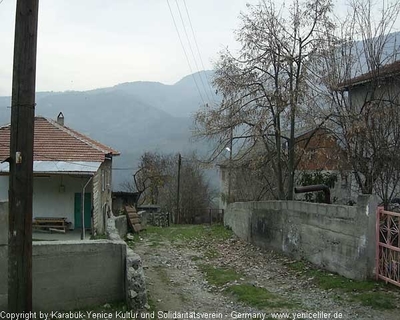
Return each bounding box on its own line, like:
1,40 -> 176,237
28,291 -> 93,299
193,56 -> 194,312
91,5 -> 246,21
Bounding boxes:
57,112 -> 64,126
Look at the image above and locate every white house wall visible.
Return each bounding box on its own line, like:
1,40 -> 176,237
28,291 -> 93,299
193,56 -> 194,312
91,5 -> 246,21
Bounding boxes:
33,175 -> 93,229
0,174 -> 93,229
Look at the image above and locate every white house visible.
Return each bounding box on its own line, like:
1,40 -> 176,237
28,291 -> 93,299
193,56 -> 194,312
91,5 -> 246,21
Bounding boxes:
0,113 -> 120,235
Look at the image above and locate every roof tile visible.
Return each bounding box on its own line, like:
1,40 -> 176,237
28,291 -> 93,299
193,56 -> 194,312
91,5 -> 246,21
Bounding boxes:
0,117 -> 120,162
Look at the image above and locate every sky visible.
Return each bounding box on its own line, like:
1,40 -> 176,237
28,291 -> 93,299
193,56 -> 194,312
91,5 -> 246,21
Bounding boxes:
0,0 -> 399,96
0,0 -> 260,96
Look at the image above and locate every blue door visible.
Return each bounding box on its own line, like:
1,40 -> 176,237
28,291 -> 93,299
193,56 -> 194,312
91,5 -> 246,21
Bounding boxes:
74,193 -> 92,228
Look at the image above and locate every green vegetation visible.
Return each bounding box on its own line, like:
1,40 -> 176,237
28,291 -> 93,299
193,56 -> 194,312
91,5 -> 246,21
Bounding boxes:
298,171 -> 337,203
90,233 -> 108,240
146,293 -> 158,313
352,292 -> 396,310
199,264 -> 243,286
226,284 -> 297,309
287,261 -> 396,310
142,224 -> 232,243
198,264 -> 299,310
125,233 -> 141,248
72,301 -> 127,313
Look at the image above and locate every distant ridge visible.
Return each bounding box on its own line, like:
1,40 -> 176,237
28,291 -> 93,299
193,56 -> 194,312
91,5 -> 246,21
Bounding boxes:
0,70 -> 219,189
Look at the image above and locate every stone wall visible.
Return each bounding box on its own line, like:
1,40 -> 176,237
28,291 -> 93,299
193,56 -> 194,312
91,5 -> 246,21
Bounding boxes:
139,211 -> 169,227
114,215 -> 128,239
224,195 -> 378,280
106,215 -> 147,309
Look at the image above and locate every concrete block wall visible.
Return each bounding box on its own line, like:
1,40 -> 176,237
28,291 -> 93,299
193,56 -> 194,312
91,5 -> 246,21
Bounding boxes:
0,238 -> 126,311
224,195 -> 378,280
33,240 -> 126,311
0,201 -> 136,312
223,202 -> 253,242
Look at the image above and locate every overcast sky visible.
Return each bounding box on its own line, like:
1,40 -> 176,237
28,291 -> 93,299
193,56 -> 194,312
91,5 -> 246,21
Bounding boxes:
0,0 -> 398,96
0,0 -> 261,96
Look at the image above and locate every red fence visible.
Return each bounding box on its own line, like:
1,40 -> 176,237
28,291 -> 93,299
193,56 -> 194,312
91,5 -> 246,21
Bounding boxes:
376,207 -> 400,287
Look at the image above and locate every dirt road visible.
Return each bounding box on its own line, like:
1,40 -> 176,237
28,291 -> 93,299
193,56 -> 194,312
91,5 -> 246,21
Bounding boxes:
131,225 -> 400,320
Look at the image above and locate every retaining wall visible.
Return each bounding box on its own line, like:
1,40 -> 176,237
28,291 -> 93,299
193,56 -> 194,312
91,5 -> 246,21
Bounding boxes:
1,237 -> 126,311
0,202 -> 146,311
224,195 -> 378,280
33,240 -> 125,311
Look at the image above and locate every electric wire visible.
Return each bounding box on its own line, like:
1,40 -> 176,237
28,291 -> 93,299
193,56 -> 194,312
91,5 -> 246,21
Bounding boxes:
166,0 -> 206,106
182,0 -> 217,103
174,0 -> 212,103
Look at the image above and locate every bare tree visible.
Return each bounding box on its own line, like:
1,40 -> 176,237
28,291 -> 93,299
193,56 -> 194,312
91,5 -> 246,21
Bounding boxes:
131,152 -> 173,206
320,0 -> 400,205
194,0 -> 334,200
125,151 -> 215,222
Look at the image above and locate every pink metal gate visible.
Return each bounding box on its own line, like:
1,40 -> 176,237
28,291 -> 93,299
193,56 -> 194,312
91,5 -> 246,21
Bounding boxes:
376,207 -> 400,287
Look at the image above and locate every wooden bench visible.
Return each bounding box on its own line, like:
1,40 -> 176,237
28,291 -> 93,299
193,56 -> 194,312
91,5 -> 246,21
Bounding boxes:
33,217 -> 68,233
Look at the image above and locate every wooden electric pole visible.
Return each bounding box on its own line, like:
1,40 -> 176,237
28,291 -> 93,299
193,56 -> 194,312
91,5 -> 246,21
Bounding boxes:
8,0 -> 39,311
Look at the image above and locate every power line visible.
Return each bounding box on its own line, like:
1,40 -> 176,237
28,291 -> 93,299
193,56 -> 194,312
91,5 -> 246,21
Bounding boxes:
182,0 -> 217,103
174,0 -> 211,103
166,0 -> 206,106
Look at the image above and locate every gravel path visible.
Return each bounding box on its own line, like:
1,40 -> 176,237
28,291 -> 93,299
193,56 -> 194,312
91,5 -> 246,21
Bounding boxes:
133,226 -> 400,320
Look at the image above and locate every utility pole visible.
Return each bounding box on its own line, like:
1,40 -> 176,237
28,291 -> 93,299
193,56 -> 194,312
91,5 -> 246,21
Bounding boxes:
227,125 -> 233,204
176,153 -> 181,224
8,0 -> 39,311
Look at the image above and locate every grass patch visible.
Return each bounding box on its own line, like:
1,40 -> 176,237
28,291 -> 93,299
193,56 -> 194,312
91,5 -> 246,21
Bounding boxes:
146,293 -> 158,313
286,260 -> 397,310
199,264 -> 242,286
143,224 -> 232,243
90,233 -> 108,240
226,284 -> 297,309
72,300 -> 127,312
350,292 -> 396,310
125,233 -> 141,248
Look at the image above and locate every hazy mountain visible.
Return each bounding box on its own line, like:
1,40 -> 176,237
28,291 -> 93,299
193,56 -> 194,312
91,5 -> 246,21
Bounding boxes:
0,70 -> 220,190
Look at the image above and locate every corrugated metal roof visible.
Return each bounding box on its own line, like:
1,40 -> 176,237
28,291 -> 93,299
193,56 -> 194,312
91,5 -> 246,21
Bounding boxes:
0,117 -> 120,162
0,161 -> 101,174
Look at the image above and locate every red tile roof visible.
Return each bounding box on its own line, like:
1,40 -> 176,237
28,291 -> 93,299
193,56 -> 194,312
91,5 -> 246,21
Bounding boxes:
338,60 -> 400,90
0,117 -> 120,162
